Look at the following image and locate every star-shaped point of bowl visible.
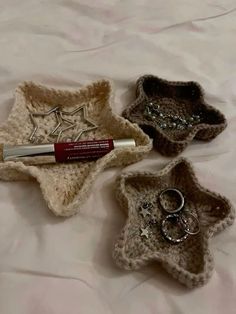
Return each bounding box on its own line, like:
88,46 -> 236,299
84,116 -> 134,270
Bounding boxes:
123,75 -> 227,156
0,80 -> 152,217
113,158 -> 235,288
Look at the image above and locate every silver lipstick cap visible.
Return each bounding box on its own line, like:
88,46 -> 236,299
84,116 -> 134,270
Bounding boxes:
113,139 -> 136,148
3,143 -> 55,161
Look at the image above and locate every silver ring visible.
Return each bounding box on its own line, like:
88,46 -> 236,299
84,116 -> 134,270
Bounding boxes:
159,188 -> 185,214
179,212 -> 200,235
161,214 -> 188,244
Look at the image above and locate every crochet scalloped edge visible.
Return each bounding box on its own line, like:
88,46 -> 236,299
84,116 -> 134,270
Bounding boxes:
113,157 -> 235,288
122,75 -> 227,156
0,79 -> 153,217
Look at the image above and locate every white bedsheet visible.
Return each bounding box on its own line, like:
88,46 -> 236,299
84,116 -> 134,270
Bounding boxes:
0,1 -> 236,313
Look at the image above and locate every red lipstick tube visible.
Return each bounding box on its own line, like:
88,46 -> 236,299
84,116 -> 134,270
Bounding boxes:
3,139 -> 136,164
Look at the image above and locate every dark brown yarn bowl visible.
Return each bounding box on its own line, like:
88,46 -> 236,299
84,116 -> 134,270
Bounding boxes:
123,75 -> 227,156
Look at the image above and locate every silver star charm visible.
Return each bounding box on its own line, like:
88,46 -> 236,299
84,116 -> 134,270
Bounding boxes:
29,106 -> 59,142
140,227 -> 149,239
60,104 -> 98,141
28,103 -> 98,144
50,111 -> 76,143
140,207 -> 151,218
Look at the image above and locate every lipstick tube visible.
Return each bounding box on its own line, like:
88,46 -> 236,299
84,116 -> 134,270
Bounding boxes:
3,139 -> 136,164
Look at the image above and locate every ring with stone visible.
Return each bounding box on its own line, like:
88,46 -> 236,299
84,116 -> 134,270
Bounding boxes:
159,188 -> 185,214
161,214 -> 188,244
179,211 -> 200,235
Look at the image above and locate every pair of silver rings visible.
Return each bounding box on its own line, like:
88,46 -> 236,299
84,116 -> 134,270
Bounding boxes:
159,188 -> 200,244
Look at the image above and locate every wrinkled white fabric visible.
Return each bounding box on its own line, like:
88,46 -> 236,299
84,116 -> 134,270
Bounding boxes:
0,1 -> 235,313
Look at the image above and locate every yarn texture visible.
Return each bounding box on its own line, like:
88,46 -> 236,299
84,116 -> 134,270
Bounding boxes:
0,80 -> 152,217
123,75 -> 227,156
113,158 -> 235,288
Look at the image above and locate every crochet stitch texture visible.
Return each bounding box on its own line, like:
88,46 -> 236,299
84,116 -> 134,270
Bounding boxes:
123,75 -> 227,156
113,158 -> 235,288
0,80 -> 152,216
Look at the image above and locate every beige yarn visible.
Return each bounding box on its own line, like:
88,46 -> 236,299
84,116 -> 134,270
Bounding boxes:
113,158 -> 235,288
123,75 -> 227,156
0,80 -> 152,217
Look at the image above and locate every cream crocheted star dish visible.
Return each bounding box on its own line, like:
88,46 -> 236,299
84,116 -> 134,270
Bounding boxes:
113,158 -> 235,288
0,80 -> 152,217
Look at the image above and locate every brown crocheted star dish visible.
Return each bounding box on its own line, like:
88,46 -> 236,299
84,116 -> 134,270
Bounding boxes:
123,75 -> 227,156
113,158 -> 235,288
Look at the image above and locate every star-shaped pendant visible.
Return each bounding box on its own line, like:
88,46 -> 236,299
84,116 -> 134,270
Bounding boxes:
49,111 -> 76,142
140,227 -> 149,239
60,104 -> 98,142
113,158 -> 235,288
29,103 -> 98,143
0,80 -> 152,216
139,207 -> 151,218
29,106 -> 59,142
122,75 -> 227,156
